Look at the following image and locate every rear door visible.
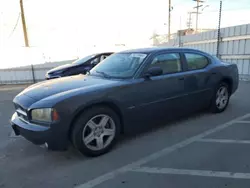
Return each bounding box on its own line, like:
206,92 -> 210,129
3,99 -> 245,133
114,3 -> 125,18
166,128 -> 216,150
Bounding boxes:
181,51 -> 213,111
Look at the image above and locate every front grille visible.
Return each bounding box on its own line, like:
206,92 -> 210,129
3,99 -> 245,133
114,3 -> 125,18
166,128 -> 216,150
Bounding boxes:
15,104 -> 29,123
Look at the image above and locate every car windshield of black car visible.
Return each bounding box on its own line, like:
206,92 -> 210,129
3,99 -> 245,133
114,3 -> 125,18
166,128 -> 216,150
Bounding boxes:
72,54 -> 96,65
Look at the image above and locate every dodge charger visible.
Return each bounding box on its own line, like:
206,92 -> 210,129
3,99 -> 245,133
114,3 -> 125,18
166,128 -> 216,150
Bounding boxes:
11,47 -> 239,156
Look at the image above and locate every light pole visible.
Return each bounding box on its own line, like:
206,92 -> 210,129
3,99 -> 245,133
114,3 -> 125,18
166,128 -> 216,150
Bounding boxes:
216,1 -> 222,58
199,4 -> 209,32
168,0 -> 172,41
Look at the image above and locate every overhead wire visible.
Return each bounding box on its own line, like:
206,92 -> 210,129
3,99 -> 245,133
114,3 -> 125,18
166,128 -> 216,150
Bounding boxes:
8,13 -> 21,39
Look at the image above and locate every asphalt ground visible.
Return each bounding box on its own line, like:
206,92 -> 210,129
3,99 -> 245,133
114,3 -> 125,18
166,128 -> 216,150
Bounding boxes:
0,82 -> 250,188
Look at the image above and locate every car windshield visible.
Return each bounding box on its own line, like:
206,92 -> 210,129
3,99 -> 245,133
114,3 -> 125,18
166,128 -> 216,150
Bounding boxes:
72,54 -> 96,65
89,53 -> 147,79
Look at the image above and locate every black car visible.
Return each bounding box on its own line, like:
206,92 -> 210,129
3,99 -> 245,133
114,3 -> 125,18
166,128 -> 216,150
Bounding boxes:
11,47 -> 238,157
45,52 -> 113,79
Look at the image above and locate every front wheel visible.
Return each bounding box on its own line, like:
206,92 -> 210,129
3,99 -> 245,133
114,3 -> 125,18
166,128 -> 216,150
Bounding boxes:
210,82 -> 230,113
71,106 -> 121,157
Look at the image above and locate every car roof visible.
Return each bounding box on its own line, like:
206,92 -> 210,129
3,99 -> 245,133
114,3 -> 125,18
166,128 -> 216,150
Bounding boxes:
119,47 -> 206,54
86,52 -> 113,57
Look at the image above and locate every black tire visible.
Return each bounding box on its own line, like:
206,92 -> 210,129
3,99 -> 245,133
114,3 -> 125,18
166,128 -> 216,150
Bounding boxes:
71,106 -> 121,157
210,82 -> 230,113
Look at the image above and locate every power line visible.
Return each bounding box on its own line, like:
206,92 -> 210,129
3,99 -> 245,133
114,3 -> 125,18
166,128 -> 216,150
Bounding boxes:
8,13 -> 21,39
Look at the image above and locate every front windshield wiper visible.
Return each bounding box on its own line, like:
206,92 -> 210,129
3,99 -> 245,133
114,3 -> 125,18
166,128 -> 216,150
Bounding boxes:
95,71 -> 111,78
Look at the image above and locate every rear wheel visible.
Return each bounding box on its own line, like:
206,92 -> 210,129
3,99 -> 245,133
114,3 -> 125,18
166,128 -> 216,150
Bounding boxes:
71,106 -> 121,157
210,82 -> 230,113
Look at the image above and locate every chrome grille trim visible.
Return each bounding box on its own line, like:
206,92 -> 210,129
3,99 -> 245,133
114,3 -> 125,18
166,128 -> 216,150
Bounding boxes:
19,116 -> 29,124
15,104 -> 29,123
16,108 -> 27,116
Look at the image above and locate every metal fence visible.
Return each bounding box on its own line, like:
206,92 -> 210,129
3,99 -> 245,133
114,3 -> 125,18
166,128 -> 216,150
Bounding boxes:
0,60 -> 75,84
159,23 -> 250,81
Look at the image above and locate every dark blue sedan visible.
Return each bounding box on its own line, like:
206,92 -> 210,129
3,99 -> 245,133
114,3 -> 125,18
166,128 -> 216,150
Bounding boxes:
11,47 -> 239,156
45,52 -> 113,79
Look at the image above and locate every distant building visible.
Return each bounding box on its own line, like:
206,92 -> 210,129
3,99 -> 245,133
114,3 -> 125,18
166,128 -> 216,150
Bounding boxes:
151,28 -> 216,46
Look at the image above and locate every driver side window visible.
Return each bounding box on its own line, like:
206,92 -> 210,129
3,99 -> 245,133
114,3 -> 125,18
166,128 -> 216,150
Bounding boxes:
148,53 -> 182,74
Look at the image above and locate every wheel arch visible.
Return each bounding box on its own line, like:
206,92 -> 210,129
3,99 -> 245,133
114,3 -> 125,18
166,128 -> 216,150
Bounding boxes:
220,77 -> 233,95
68,101 -> 124,140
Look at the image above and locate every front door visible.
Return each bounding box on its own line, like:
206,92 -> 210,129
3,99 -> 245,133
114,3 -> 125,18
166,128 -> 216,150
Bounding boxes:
124,52 -> 187,128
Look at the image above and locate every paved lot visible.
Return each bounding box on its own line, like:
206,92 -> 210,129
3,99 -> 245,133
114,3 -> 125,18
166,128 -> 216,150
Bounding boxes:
1,82 -> 250,188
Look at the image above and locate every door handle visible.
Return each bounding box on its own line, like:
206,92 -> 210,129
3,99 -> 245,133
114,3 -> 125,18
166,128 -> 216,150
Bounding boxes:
179,77 -> 184,80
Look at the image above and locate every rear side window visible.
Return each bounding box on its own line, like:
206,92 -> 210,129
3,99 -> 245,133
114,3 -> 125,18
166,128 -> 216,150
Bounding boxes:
185,53 -> 209,70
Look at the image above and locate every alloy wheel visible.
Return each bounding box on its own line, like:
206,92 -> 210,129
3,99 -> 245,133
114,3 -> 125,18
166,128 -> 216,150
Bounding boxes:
82,114 -> 116,151
216,86 -> 229,110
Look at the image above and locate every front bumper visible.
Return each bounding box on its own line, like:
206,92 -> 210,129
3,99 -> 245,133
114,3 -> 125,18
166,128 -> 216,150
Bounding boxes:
11,112 -> 68,150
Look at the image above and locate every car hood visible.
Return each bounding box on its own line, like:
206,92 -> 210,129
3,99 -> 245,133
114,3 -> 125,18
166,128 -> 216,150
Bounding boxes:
47,63 -> 76,74
18,75 -> 117,101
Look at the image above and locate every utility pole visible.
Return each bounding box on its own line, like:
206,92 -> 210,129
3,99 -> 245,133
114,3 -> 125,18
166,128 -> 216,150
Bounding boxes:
168,0 -> 171,41
187,12 -> 193,29
179,16 -> 182,47
187,12 -> 200,29
193,0 -> 204,33
20,0 -> 29,47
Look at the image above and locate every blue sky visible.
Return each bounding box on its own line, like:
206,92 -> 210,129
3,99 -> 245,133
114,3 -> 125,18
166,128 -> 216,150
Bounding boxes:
0,0 -> 250,63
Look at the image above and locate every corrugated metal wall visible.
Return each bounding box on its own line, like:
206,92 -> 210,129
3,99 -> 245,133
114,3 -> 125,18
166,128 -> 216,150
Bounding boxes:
0,60 -> 75,84
159,24 -> 250,80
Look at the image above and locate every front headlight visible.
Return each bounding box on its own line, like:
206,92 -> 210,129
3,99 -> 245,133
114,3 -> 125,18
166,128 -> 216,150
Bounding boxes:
31,108 -> 53,123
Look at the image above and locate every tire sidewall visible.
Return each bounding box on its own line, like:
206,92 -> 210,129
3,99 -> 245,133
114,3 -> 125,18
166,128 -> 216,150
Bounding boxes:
71,106 -> 121,157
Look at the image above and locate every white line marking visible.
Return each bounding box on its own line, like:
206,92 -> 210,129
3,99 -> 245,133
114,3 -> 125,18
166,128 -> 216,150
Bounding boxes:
75,113 -> 250,188
198,138 -> 250,144
0,155 -> 6,160
130,166 -> 250,179
0,139 -> 16,150
234,120 -> 250,124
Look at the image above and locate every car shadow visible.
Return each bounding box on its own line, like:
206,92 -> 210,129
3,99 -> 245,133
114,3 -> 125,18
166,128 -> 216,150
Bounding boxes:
25,110 -> 209,162
117,110 -> 208,146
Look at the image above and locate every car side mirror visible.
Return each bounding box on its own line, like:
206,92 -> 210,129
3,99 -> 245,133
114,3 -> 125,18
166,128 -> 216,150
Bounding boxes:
144,67 -> 163,78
